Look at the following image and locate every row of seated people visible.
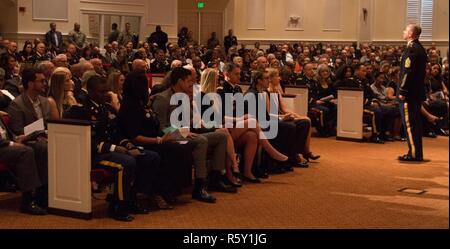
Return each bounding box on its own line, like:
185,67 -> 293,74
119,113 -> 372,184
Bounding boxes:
0,60 -> 320,222
260,59 -> 447,141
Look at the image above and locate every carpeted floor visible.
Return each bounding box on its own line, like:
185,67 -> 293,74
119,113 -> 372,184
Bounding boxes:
0,136 -> 448,229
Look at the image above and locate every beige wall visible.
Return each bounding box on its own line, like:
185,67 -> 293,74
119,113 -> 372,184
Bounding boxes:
9,0 -> 179,46
224,0 -> 235,33
178,0 -> 230,11
1,0 -> 448,50
17,0 -> 80,35
373,0 -> 449,42
372,0 -> 407,41
233,0 -> 359,42
433,0 -> 449,41
0,0 -> 19,38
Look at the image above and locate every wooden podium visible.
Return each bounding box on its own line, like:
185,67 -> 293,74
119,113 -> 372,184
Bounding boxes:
336,87 -> 364,141
47,119 -> 93,219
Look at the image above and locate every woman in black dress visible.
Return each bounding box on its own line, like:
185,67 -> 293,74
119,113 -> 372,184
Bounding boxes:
118,71 -> 193,208
309,64 -> 338,136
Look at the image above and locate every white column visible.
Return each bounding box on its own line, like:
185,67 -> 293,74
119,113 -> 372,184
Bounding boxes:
198,12 -> 202,44
100,14 -> 105,48
120,16 -> 126,32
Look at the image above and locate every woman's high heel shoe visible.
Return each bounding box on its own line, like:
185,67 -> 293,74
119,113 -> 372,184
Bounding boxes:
241,175 -> 261,183
304,152 -> 320,162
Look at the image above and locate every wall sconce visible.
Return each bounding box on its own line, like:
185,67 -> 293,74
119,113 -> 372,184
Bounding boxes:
362,8 -> 368,22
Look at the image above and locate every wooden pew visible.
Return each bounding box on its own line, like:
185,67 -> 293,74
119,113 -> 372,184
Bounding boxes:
284,85 -> 309,117
336,87 -> 364,141
47,119 -> 93,219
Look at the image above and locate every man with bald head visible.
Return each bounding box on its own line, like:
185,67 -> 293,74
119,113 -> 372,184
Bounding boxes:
132,59 -> 148,72
31,42 -> 50,63
68,23 -> 87,50
256,56 -> 269,70
397,24 -> 427,162
90,58 -> 107,77
52,54 -> 69,68
66,43 -> 80,65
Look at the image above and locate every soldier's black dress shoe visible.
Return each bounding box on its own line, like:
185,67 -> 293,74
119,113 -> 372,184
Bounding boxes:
398,154 -> 423,162
424,131 -> 437,138
108,202 -> 135,222
370,136 -> 385,144
20,201 -> 47,215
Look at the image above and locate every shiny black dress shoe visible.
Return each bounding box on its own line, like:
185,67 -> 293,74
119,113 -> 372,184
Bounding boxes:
162,193 -> 178,205
108,204 -> 135,222
288,157 -> 308,168
370,136 -> 385,144
241,175 -> 262,183
20,201 -> 47,215
209,179 -> 238,193
398,154 -> 423,162
192,189 -> 216,203
424,131 -> 437,138
393,136 -> 407,141
150,195 -> 174,210
128,202 -> 150,214
382,135 -> 395,142
223,177 -> 243,188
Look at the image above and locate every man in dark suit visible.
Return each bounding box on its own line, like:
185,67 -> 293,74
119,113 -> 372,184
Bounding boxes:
224,29 -> 238,55
148,25 -> 168,53
0,114 -> 47,215
397,24 -> 427,162
7,67 -> 49,204
45,23 -> 63,53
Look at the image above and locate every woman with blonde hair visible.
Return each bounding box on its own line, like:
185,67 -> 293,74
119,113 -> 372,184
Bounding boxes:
266,67 -> 320,163
200,68 -> 291,183
107,70 -> 125,112
48,67 -> 77,119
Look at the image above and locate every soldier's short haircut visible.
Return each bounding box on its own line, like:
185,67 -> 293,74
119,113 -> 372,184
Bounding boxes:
409,24 -> 422,38
87,75 -> 107,92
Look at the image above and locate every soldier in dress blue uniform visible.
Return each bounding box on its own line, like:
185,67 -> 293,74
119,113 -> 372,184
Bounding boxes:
397,24 -> 427,162
67,75 -> 161,221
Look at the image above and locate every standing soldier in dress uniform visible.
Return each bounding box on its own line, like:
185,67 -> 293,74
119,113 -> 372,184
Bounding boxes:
398,24 -> 427,162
